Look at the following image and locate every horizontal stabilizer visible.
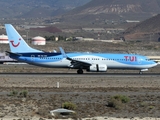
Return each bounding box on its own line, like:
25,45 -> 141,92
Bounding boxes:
5,51 -> 21,56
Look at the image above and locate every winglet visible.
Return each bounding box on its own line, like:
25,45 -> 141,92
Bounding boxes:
59,47 -> 67,58
59,47 -> 74,68
59,47 -> 73,60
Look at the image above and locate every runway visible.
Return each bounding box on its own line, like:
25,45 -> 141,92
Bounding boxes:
0,64 -> 160,77
0,72 -> 159,77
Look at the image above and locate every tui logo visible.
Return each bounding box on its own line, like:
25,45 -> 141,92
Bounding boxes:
10,38 -> 21,47
124,56 -> 137,62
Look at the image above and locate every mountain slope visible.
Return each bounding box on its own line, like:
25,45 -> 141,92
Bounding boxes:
70,0 -> 160,15
125,14 -> 160,33
61,0 -> 160,24
124,14 -> 160,40
0,0 -> 91,18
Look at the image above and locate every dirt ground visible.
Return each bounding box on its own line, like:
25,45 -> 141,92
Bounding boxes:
0,64 -> 160,119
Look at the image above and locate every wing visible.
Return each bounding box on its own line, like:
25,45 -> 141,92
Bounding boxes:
59,47 -> 91,68
67,57 -> 91,68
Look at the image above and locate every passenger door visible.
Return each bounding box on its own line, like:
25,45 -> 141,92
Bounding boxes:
31,55 -> 35,61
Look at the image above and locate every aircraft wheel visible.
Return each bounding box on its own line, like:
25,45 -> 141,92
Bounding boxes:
77,69 -> 83,74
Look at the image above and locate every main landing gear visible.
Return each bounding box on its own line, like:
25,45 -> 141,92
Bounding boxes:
77,69 -> 83,74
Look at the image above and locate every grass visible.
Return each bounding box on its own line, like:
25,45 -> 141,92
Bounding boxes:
8,90 -> 28,98
8,90 -> 18,96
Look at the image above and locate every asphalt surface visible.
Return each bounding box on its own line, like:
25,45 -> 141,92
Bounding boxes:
0,72 -> 160,77
0,64 -> 160,77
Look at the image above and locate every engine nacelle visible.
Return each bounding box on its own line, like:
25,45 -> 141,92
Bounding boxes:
87,64 -> 107,72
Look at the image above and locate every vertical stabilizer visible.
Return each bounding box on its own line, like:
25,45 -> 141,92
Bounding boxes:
5,24 -> 42,53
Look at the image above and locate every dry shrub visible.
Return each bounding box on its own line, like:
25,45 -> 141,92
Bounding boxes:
62,102 -> 76,110
107,95 -> 130,110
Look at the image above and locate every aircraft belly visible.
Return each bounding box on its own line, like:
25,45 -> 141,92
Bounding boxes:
106,61 -> 156,69
30,61 -> 70,68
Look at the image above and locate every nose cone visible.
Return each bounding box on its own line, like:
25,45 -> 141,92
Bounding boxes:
151,61 -> 158,67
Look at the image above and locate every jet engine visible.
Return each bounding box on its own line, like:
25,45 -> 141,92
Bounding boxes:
87,64 -> 107,72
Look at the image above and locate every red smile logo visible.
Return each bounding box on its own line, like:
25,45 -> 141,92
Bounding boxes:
10,38 -> 21,47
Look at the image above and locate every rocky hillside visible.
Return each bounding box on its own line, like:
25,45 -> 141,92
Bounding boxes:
125,14 -> 160,33
0,0 -> 91,18
75,0 -> 160,14
124,14 -> 160,40
61,0 -> 160,24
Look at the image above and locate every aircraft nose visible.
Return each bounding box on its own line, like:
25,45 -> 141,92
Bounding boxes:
152,62 -> 158,67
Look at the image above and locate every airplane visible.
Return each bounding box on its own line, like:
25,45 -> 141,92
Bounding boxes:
5,24 -> 157,74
